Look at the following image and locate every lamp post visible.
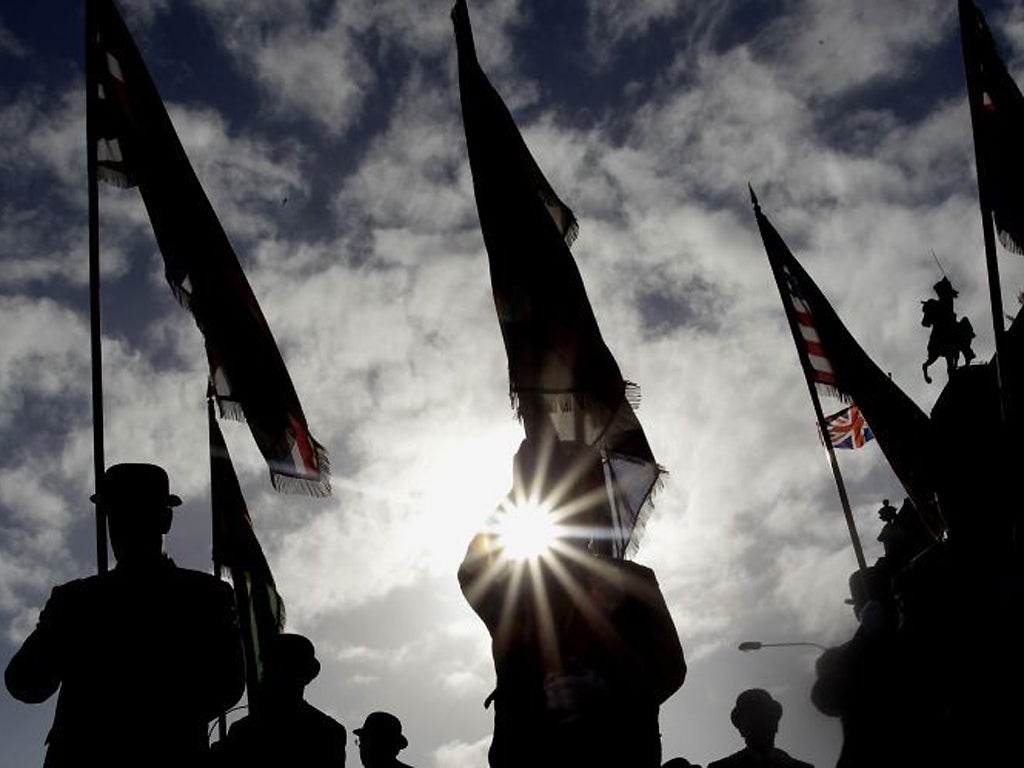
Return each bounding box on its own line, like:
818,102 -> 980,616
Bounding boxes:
738,640 -> 827,652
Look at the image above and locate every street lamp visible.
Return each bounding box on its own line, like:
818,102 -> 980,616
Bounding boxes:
738,640 -> 827,652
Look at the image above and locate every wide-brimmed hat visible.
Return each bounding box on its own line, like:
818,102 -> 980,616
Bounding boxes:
354,711 -> 408,750
268,633 -> 321,686
91,463 -> 182,510
731,688 -> 782,732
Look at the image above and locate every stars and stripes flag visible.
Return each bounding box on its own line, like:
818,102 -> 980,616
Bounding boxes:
454,0 -> 661,558
751,189 -> 938,516
825,404 -> 875,449
960,0 -> 1024,256
87,0 -> 329,495
782,262 -> 840,396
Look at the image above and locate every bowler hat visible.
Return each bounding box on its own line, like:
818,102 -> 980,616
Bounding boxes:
268,633 -> 321,686
354,711 -> 408,750
91,463 -> 182,510
731,688 -> 782,732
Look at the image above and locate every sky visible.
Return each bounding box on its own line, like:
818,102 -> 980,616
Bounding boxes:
3,1 -> 1024,766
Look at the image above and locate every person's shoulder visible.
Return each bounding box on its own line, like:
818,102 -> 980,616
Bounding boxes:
773,748 -> 813,768
166,565 -> 233,593
706,749 -> 748,768
300,701 -> 347,733
47,573 -> 110,603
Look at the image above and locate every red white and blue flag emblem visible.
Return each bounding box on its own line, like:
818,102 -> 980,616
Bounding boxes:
782,265 -> 838,389
825,404 -> 874,449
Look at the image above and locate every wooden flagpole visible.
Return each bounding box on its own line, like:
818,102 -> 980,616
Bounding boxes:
85,0 -> 108,574
752,188 -> 868,575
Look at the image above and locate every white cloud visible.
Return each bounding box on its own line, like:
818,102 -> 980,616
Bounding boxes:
763,0 -> 953,97
433,735 -> 491,768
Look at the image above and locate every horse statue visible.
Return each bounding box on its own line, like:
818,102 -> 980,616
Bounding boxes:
921,277 -> 975,384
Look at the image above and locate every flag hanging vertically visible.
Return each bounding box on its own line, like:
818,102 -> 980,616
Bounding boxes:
87,0 -> 329,495
209,401 -> 284,707
960,0 -> 1024,256
825,404 -> 875,449
752,190 -> 937,517
453,0 -> 661,558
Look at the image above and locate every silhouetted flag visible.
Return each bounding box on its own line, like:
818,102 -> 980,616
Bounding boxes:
752,192 -> 937,514
960,0 -> 1024,255
209,403 -> 284,699
453,0 -> 661,557
825,404 -> 875,449
87,0 -> 329,495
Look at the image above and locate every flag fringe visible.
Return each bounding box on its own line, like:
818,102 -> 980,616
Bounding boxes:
96,165 -> 133,188
816,382 -> 852,403
215,397 -> 248,423
563,218 -> 579,249
624,381 -> 641,410
997,228 -> 1024,255
214,396 -> 331,497
623,466 -> 666,559
509,382 -> 639,417
269,439 -> 332,498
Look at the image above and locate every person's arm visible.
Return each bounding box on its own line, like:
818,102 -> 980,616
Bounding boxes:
4,586 -> 67,703
457,532 -> 510,630
615,563 -> 686,703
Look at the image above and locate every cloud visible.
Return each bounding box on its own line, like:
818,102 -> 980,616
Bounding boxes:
761,0 -> 954,98
191,0 -> 528,137
0,20 -> 28,59
433,735 -> 491,768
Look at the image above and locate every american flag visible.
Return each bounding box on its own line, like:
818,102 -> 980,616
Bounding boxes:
825,404 -> 874,449
782,264 -> 838,389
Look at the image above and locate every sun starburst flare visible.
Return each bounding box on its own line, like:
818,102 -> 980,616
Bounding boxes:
495,500 -> 563,561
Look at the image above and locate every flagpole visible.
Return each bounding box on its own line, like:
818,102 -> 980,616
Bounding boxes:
85,0 -> 108,575
207,394 -> 229,742
752,189 -> 868,575
959,0 -> 1010,425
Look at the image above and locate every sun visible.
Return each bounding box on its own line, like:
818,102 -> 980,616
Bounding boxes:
495,500 -> 561,561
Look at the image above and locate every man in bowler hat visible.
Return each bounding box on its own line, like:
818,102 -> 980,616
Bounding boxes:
5,463 -> 245,768
707,689 -> 813,768
215,633 -> 346,767
355,711 -> 414,768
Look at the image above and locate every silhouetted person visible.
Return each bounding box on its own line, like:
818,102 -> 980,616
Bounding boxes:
876,498 -> 933,572
877,499 -> 898,525
215,633 -> 346,767
459,440 -> 685,768
810,570 -> 940,768
5,463 -> 244,768
921,276 -> 975,383
707,689 -> 813,768
663,759 -> 702,768
354,712 -> 413,768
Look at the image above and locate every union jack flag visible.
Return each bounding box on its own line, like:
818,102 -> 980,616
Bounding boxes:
825,404 -> 874,449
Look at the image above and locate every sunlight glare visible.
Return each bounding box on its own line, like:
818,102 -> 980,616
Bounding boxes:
498,501 -> 560,560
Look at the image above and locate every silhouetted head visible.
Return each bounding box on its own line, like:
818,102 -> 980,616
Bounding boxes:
934,277 -> 958,299
92,463 -> 181,567
662,759 -> 700,768
264,633 -> 320,702
730,688 -> 782,753
355,711 -> 407,765
878,499 -> 897,524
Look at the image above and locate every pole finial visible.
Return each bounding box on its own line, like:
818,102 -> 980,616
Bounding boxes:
749,183 -> 760,211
